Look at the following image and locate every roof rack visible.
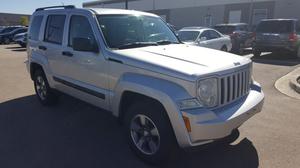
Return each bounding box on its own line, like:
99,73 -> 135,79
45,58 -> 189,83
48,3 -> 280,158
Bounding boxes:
35,5 -> 75,11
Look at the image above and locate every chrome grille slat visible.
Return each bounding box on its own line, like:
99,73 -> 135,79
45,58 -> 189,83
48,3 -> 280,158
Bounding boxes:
234,74 -> 238,99
229,76 -> 233,102
219,67 -> 251,106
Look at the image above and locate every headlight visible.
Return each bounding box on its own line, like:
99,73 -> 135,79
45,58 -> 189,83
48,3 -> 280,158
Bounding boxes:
197,78 -> 218,107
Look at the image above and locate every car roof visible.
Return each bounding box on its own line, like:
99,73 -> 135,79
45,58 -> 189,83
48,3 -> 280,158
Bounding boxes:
260,18 -> 298,22
90,8 -> 159,17
33,6 -> 158,18
215,23 -> 248,26
180,27 -> 212,31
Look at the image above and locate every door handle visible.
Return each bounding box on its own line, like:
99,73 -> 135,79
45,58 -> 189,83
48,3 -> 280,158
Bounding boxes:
38,46 -> 47,51
62,51 -> 73,57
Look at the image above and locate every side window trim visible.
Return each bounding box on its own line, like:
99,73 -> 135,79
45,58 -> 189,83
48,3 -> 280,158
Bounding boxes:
44,14 -> 66,45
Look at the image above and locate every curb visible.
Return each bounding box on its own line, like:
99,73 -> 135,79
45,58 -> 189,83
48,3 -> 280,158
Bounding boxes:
290,76 -> 300,94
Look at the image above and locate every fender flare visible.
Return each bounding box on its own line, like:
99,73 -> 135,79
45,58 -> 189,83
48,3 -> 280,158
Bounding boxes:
112,73 -> 193,146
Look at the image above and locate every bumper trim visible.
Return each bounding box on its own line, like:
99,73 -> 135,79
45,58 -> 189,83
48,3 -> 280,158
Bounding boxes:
181,82 -> 264,147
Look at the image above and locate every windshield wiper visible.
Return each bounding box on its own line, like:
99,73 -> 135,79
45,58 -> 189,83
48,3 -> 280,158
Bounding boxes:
117,42 -> 158,49
156,40 -> 180,45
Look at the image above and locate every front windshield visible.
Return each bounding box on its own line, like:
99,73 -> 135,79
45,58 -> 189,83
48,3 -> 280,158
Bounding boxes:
178,31 -> 200,42
97,15 -> 179,49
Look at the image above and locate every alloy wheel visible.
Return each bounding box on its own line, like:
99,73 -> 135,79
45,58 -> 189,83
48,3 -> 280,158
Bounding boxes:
35,76 -> 47,100
130,114 -> 160,155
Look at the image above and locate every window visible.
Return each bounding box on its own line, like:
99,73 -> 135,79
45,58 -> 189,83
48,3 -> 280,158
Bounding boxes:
209,30 -> 221,39
237,25 -> 248,31
178,31 -> 200,42
68,15 -> 96,47
29,16 -> 43,41
256,20 -> 294,33
97,15 -> 178,49
214,25 -> 235,34
44,15 -> 66,44
200,31 -> 211,40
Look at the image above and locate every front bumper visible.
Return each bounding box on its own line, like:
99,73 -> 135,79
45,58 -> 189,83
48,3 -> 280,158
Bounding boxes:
179,81 -> 264,147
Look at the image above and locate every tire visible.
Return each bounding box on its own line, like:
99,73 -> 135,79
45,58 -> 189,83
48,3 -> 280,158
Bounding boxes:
33,69 -> 58,106
253,48 -> 261,57
3,38 -> 10,44
124,100 -> 178,164
221,46 -> 228,52
20,43 -> 26,48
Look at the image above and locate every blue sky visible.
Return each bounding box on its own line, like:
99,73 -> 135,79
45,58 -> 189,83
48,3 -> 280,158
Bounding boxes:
0,0 -> 91,14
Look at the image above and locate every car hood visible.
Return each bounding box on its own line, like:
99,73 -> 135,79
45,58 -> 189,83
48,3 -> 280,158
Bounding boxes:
112,44 -> 251,80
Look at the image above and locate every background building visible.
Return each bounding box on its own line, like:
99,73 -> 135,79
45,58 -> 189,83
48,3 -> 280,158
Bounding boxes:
0,13 -> 30,26
83,0 -> 300,29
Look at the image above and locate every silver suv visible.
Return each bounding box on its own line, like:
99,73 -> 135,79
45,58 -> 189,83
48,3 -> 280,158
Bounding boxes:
27,6 -> 264,164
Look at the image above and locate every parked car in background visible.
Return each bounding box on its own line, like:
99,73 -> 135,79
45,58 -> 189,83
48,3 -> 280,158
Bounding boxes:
0,27 -> 27,44
0,26 -> 5,32
253,19 -> 300,58
0,26 -> 23,34
13,32 -> 27,47
178,27 -> 232,51
214,23 -> 254,54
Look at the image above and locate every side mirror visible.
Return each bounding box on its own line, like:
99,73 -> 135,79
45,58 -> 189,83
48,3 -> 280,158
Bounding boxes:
72,37 -> 99,53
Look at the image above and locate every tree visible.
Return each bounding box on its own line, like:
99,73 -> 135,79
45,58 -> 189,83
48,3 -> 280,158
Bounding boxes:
20,16 -> 29,26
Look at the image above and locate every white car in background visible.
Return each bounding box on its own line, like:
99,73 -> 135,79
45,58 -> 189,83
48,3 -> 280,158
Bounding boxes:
178,27 -> 232,52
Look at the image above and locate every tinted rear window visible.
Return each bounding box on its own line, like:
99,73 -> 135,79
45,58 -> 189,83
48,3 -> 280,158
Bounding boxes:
256,21 -> 294,33
178,31 -> 200,42
29,16 -> 43,41
214,26 -> 236,34
45,15 -> 66,44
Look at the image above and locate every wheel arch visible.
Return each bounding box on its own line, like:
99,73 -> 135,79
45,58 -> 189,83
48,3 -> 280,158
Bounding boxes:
30,62 -> 44,80
112,73 -> 193,147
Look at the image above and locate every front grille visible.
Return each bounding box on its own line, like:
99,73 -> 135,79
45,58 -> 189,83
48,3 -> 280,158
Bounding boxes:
219,67 -> 251,106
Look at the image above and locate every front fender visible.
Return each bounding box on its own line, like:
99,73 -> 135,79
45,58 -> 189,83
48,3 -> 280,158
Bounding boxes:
111,73 -> 193,146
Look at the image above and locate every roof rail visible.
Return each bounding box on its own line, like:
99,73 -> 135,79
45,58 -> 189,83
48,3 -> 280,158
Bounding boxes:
35,5 -> 75,11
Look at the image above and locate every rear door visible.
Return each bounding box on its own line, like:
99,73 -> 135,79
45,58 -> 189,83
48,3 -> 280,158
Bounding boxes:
42,14 -> 67,78
55,13 -> 109,109
207,30 -> 223,50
